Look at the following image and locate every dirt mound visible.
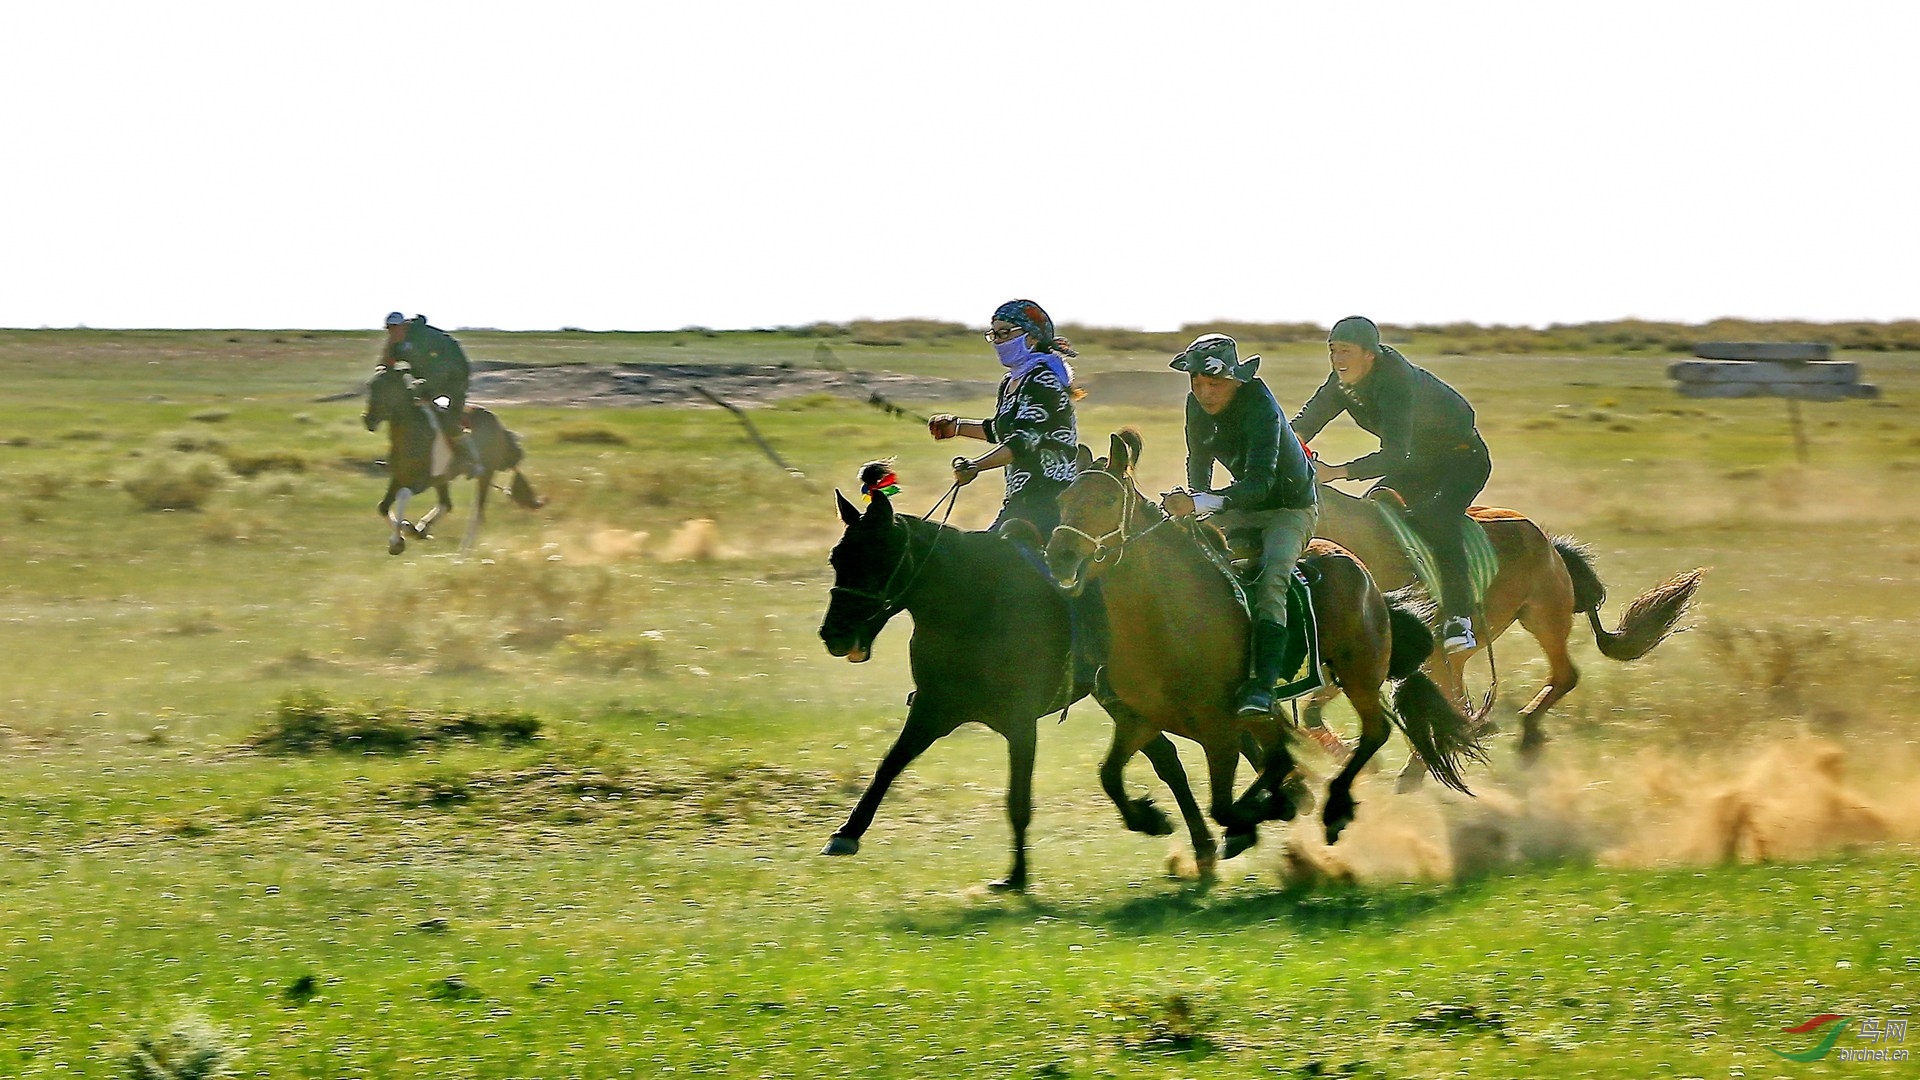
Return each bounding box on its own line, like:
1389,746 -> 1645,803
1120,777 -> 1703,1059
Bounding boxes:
466,361 -> 992,408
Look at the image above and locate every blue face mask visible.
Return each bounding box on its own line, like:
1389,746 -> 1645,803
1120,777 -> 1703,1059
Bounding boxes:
994,334 -> 1032,367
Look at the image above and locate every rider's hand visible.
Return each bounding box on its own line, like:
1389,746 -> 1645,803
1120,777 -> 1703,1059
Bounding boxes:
952,456 -> 980,487
1160,489 -> 1197,518
928,414 -> 960,440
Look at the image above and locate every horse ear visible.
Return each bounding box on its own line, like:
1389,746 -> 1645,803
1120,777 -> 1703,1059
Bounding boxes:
1107,431 -> 1132,476
864,487 -> 895,528
835,490 -> 861,528
1075,443 -> 1094,473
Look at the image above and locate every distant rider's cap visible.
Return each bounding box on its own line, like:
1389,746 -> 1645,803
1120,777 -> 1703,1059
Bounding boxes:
1169,333 -> 1260,382
1328,316 -> 1382,354
384,311 -> 407,327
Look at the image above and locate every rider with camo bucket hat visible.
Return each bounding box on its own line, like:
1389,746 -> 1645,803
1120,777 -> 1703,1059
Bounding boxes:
927,299 -> 1081,534
1292,316 -> 1492,653
380,312 -> 481,478
1160,333 -> 1320,716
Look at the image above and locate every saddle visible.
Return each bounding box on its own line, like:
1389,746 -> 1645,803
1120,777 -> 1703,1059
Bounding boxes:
1366,489 -> 1499,613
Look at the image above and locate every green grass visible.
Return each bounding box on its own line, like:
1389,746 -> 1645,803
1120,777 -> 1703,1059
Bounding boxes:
1,329 -> 1917,1077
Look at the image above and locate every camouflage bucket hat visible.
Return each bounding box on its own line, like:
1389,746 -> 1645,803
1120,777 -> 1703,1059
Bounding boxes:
1169,333 -> 1260,382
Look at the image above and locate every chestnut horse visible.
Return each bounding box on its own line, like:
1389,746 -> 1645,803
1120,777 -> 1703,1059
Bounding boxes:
1046,431 -> 1486,855
1309,482 -> 1704,774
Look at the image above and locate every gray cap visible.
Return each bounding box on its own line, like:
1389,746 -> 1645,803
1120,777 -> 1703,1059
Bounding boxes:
1169,333 -> 1260,382
384,311 -> 407,326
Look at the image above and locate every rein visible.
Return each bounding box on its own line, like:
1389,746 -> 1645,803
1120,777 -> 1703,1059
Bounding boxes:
829,481 -> 964,627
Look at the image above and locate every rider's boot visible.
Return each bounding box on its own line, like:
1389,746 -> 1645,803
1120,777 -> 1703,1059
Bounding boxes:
1235,619 -> 1290,716
1441,615 -> 1478,654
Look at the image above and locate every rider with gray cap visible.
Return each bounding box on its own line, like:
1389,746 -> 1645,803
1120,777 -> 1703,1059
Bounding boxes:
381,312 -> 480,477
1292,316 -> 1491,653
1160,333 -> 1319,716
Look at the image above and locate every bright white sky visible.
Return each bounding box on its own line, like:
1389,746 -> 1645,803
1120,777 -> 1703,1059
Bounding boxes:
3,2 -> 1916,332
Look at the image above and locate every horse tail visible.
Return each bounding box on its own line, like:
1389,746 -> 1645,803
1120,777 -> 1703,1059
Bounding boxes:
1390,672 -> 1487,794
1384,594 -> 1435,680
509,469 -> 546,510
1553,536 -> 1705,661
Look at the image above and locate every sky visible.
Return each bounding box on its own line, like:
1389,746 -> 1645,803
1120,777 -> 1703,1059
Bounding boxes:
3,2 -> 1917,332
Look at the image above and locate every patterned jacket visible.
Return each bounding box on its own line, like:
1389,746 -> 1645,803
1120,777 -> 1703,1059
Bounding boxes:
981,365 -> 1078,510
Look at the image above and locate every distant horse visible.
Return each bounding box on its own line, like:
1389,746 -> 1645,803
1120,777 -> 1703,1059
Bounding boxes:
820,465 -> 1260,887
362,365 -> 544,555
1046,431 -> 1486,852
1309,482 -> 1704,773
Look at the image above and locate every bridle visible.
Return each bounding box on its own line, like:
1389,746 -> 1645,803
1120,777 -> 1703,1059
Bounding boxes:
1049,470 -> 1174,570
827,481 -> 962,632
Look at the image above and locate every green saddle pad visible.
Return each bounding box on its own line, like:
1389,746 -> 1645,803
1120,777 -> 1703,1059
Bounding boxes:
1368,491 -> 1498,614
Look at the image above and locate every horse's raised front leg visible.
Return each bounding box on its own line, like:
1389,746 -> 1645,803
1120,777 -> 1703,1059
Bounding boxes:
822,698 -> 960,855
1098,715 -> 1177,839
1140,734 -> 1216,874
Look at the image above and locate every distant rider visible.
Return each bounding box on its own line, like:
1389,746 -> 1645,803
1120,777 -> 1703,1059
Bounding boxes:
1159,334 -> 1319,716
380,311 -> 480,477
1291,315 -> 1491,653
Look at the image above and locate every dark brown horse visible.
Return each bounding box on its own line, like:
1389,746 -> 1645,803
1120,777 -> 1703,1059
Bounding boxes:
363,365 -> 543,555
1046,431 -> 1486,854
1309,481 -> 1704,773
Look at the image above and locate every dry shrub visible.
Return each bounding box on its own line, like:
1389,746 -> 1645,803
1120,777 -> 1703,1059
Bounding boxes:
121,453 -> 230,511
124,1014 -> 234,1080
557,633 -> 661,675
159,428 -> 226,454
249,688 -> 539,754
553,424 -> 629,446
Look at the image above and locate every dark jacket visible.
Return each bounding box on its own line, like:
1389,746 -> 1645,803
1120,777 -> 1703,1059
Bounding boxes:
1290,345 -> 1485,482
980,363 -> 1079,518
1185,377 -> 1316,512
383,320 -> 470,397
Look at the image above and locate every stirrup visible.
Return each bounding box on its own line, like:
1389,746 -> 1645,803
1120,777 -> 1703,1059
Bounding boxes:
1441,617 -> 1478,654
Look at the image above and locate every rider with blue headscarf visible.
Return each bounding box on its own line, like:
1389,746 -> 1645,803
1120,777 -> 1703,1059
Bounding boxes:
928,299 -> 1081,534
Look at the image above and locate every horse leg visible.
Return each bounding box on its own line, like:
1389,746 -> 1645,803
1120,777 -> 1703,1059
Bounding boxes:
822,700 -> 960,856
387,487 -> 414,555
413,483 -> 453,539
1203,737 -> 1261,860
1099,720 -> 1177,838
460,473 -> 490,556
991,718 -> 1037,892
1514,599 -> 1579,764
1140,734 -> 1217,874
1300,685 -> 1352,760
1325,683 -> 1392,845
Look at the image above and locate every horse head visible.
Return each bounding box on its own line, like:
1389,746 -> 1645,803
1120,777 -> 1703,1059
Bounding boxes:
1046,432 -> 1143,594
362,364 -> 416,432
819,487 -> 906,664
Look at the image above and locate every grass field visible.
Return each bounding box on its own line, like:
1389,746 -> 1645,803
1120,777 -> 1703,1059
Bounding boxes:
1,328 -> 1916,1078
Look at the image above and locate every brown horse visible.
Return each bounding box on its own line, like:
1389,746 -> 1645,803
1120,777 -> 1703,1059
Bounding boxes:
1309,481 -> 1705,773
363,365 -> 544,555
1046,431 -> 1486,853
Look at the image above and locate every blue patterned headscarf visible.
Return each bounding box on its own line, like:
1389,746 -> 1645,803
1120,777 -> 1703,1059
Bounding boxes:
992,299 -> 1078,358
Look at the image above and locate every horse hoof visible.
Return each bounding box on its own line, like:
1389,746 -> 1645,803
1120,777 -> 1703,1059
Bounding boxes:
1324,818 -> 1351,846
820,835 -> 860,856
388,538 -> 405,556
1518,731 -> 1550,765
1395,766 -> 1428,794
1222,830 -> 1258,861
1129,798 -> 1175,837
987,877 -> 1026,893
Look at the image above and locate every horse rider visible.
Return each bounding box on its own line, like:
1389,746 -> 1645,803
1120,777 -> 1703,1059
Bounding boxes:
1291,315 -> 1491,654
1159,333 -> 1320,716
927,299 -> 1082,535
380,311 -> 480,477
